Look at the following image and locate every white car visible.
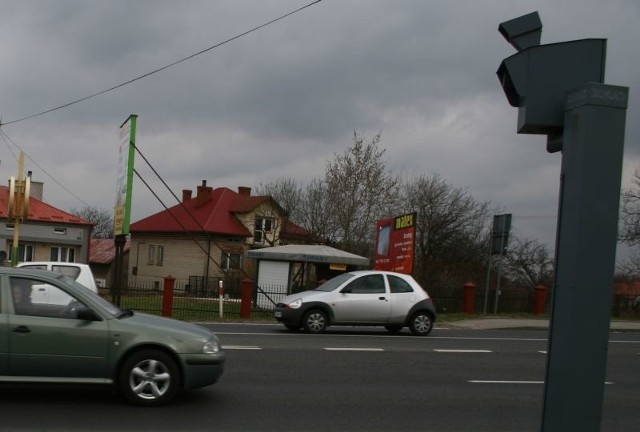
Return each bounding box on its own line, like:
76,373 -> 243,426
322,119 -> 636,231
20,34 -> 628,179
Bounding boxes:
16,262 -> 98,305
274,270 -> 437,336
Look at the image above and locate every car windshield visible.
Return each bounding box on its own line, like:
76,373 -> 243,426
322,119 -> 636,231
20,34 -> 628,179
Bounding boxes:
315,273 -> 357,292
55,273 -> 122,316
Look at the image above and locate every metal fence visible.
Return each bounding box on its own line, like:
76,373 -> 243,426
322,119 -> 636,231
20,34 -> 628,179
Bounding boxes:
100,280 -> 640,320
100,277 -> 246,320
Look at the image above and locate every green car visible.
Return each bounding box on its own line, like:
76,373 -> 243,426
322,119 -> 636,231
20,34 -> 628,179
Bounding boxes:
0,266 -> 225,406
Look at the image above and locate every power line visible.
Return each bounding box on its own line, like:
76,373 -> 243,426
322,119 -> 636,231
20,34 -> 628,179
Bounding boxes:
1,0 -> 323,126
133,148 -> 253,280
0,128 -> 91,207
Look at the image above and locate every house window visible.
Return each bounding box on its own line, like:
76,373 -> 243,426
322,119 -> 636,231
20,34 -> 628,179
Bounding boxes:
148,245 -> 164,266
54,227 -> 67,235
254,217 -> 274,244
221,252 -> 242,270
8,243 -> 34,262
50,246 -> 76,262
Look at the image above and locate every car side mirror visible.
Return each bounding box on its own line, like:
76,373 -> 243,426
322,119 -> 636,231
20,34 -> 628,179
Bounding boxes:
77,306 -> 102,321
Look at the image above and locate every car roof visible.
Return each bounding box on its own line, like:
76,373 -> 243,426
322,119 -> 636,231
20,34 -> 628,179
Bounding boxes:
0,266 -> 66,278
17,261 -> 89,267
348,270 -> 414,278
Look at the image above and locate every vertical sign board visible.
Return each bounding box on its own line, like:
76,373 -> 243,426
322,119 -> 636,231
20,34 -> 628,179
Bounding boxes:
114,115 -> 137,236
374,212 -> 416,274
491,213 -> 512,255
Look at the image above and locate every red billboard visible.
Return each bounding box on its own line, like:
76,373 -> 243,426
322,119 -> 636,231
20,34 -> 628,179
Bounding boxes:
374,212 -> 416,274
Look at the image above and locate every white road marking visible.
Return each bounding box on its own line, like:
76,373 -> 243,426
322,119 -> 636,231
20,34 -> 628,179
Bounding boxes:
470,380 -> 544,384
434,349 -> 492,353
222,346 -> 262,350
469,380 -> 614,385
324,348 -> 384,352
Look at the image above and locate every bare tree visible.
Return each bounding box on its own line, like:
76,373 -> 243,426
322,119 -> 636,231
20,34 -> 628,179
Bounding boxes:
255,178 -> 304,223
71,206 -> 114,239
324,130 -> 400,256
399,175 -> 491,289
621,168 -> 640,246
503,237 -> 554,288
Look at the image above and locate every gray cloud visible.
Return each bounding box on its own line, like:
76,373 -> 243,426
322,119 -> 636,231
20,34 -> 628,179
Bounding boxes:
1,0 -> 638,256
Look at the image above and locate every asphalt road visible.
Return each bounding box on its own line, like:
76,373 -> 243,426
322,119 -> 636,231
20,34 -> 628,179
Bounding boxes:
0,323 -> 638,432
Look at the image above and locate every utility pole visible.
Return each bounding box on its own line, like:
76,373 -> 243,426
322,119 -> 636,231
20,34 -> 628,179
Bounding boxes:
8,152 -> 31,265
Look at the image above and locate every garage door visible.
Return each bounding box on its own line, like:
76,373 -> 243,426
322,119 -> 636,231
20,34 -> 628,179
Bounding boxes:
256,261 -> 290,309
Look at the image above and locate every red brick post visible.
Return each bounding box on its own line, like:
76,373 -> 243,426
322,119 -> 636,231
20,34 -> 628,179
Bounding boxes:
240,278 -> 253,319
162,275 -> 175,317
463,281 -> 476,314
533,285 -> 547,315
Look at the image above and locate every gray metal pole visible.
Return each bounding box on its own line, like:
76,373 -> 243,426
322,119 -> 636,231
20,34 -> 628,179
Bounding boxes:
483,246 -> 492,314
541,83 -> 628,431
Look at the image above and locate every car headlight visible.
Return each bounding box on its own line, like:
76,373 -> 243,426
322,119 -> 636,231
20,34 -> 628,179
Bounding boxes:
203,340 -> 221,354
288,298 -> 302,309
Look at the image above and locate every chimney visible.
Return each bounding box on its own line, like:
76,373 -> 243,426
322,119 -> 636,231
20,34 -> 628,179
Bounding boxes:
26,173 -> 44,201
195,180 -> 213,208
182,189 -> 192,202
238,186 -> 251,197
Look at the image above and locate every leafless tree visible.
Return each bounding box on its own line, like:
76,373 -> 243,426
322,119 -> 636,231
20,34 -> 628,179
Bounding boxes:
324,130 -> 401,257
71,206 -> 114,239
503,236 -> 554,288
255,178 -> 304,223
621,168 -> 640,246
398,174 -> 491,289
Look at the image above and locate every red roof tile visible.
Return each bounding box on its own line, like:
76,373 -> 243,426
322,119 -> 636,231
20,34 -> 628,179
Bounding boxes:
130,187 -> 252,236
90,238 -> 130,264
0,186 -> 93,226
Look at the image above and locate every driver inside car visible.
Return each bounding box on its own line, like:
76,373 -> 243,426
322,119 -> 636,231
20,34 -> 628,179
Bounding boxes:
11,278 -> 35,315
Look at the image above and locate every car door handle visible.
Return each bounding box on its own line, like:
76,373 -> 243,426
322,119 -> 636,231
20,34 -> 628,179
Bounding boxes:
13,325 -> 31,334
378,297 -> 387,301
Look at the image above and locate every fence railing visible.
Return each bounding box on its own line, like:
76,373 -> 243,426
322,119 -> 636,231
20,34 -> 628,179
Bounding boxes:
100,280 -> 640,320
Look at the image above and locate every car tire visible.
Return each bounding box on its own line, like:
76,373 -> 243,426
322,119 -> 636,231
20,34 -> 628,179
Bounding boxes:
119,349 -> 180,406
302,309 -> 328,333
384,324 -> 403,333
409,311 -> 433,336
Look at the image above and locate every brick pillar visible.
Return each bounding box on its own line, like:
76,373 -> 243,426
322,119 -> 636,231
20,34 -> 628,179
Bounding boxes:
240,278 -> 253,319
162,275 -> 175,317
463,281 -> 476,314
533,285 -> 547,315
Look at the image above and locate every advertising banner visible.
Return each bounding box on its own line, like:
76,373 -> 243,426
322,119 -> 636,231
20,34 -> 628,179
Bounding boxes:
374,212 -> 416,274
114,114 -> 137,235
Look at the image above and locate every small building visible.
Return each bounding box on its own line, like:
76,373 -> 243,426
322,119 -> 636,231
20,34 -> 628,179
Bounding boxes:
89,238 -> 131,288
246,244 -> 370,308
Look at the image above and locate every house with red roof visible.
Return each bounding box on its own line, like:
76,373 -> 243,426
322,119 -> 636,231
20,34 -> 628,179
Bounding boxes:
128,181 -> 314,288
89,238 -> 131,288
0,181 -> 93,264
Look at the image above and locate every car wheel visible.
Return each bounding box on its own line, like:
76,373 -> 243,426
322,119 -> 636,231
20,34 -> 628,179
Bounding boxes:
119,349 -> 180,406
303,309 -> 327,333
384,324 -> 403,333
409,311 -> 433,336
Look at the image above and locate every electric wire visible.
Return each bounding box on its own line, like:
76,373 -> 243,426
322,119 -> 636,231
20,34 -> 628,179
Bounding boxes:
1,0 -> 323,126
0,128 -> 92,207
133,163 -> 252,280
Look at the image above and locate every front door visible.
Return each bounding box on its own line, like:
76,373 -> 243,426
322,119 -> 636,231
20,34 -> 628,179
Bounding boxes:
332,274 -> 390,322
7,276 -> 110,379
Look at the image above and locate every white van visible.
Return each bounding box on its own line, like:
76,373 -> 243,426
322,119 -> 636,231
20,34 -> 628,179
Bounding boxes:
16,262 -> 99,306
16,262 -> 99,293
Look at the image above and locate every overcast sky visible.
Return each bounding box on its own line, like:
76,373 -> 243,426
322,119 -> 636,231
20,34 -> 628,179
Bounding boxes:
1,0 -> 638,258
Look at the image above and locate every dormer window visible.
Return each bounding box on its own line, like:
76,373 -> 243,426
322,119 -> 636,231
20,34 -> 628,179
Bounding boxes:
254,217 -> 274,244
